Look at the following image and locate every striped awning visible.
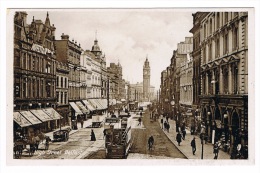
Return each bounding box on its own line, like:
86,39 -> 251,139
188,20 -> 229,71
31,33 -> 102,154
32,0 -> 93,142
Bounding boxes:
13,112 -> 32,127
42,108 -> 63,120
69,102 -> 83,114
82,100 -> 95,111
30,109 -> 53,122
88,99 -> 103,110
19,111 -> 42,125
76,101 -> 89,114
95,99 -> 105,109
100,99 -> 108,109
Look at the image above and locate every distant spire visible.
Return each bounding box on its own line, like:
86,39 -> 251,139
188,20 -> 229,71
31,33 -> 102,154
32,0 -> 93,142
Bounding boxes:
95,30 -> 97,40
32,16 -> 34,22
47,11 -> 49,17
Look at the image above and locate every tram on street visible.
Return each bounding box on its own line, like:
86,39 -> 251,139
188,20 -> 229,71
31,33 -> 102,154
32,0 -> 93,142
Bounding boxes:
104,116 -> 132,159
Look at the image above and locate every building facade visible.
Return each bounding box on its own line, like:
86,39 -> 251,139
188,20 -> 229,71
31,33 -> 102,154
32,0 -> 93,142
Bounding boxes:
198,12 -> 248,156
189,12 -> 210,134
56,62 -> 70,127
179,53 -> 193,127
14,12 -> 58,133
55,33 -> 83,122
107,62 -> 123,101
81,50 -> 93,99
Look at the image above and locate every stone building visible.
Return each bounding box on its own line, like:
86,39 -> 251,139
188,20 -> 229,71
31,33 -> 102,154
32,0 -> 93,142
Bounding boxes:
56,61 -> 70,127
13,12 -> 61,134
198,12 -> 248,155
55,33 -> 85,123
107,62 -> 122,101
189,12 -> 210,133
179,53 -> 193,127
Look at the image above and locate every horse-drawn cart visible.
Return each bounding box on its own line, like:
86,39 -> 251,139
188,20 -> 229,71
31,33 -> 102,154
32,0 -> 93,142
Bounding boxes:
53,129 -> 69,142
13,137 -> 37,158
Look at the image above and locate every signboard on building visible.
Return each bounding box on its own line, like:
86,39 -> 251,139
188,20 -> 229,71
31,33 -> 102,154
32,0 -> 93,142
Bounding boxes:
31,43 -> 54,55
105,118 -> 120,123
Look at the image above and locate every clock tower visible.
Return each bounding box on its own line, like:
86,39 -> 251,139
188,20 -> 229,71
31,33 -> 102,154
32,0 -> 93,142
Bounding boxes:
143,56 -> 150,101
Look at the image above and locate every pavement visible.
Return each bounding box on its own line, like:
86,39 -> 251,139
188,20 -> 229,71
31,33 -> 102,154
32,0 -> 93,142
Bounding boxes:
27,118 -> 93,152
158,116 -> 231,160
20,111 -> 230,160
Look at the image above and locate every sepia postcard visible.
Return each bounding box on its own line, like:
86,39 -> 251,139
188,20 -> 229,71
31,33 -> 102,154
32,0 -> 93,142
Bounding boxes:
2,4 -> 257,171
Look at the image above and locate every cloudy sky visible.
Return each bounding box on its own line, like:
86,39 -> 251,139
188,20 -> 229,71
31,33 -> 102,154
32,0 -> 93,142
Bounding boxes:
25,9 -> 194,90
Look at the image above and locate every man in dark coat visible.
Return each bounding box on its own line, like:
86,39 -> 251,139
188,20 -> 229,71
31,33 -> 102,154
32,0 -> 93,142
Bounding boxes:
148,136 -> 154,150
191,137 -> 196,155
90,129 -> 96,141
176,132 -> 182,146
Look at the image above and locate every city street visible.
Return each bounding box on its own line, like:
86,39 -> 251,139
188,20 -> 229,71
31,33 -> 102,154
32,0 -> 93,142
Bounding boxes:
19,110 -> 187,159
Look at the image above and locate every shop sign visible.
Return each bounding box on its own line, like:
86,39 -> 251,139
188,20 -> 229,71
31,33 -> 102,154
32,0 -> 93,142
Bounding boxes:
105,118 -> 120,123
31,43 -> 54,55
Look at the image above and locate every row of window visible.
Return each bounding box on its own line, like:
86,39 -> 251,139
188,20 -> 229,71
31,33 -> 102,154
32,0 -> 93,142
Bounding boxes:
56,76 -> 68,88
201,64 -> 238,95
56,91 -> 68,105
14,51 -> 55,74
202,12 -> 239,40
202,26 -> 239,64
14,77 -> 55,98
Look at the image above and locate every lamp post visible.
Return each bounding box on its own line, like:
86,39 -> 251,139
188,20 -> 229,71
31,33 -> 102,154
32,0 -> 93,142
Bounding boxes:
200,124 -> 206,159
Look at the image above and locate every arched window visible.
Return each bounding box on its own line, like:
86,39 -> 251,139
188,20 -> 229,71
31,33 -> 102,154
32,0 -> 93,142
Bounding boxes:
222,67 -> 229,94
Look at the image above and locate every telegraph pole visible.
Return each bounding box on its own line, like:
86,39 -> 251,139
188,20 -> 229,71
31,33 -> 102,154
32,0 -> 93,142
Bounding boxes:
107,77 -> 110,116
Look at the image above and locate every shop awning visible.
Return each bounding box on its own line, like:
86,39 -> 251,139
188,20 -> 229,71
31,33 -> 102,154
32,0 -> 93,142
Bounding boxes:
19,111 -> 42,125
82,100 -> 95,111
42,108 -> 63,120
88,99 -> 103,110
100,99 -> 108,109
76,101 -> 89,114
30,109 -> 53,122
69,102 -> 83,114
95,99 -> 105,109
13,112 -> 32,127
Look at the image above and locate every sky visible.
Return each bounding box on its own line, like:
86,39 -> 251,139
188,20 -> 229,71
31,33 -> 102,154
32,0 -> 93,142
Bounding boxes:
24,9 -> 194,90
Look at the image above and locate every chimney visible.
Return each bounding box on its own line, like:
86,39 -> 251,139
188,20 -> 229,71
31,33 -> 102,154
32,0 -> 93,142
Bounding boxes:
61,33 -> 69,40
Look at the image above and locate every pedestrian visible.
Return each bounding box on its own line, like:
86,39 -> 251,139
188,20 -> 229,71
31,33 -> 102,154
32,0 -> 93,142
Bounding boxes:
90,129 -> 96,141
148,135 -> 154,150
161,118 -> 163,129
176,132 -> 182,146
103,129 -> 106,139
167,122 -> 170,132
138,117 -> 142,126
140,112 -> 143,117
45,136 -> 51,150
182,129 -> 186,140
164,121 -> 167,131
81,119 -> 84,128
191,137 -> 196,155
213,141 -> 220,159
181,123 -> 186,140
